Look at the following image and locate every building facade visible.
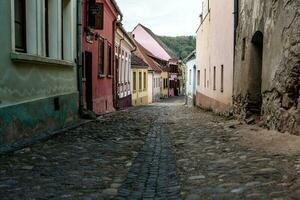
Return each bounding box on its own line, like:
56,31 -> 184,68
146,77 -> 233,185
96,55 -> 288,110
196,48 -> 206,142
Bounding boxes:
132,24 -> 181,98
0,0 -> 78,145
196,0 -> 234,113
81,0 -> 121,114
233,0 -> 300,135
133,40 -> 162,103
131,53 -> 148,106
115,23 -> 136,109
185,51 -> 196,105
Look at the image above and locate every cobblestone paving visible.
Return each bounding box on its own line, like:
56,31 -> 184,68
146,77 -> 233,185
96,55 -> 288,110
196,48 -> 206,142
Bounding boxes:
116,120 -> 179,200
166,100 -> 300,200
0,107 -> 156,200
1,97 -> 300,200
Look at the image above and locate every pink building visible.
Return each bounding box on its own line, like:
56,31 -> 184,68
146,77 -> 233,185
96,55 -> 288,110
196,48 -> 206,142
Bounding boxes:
132,24 -> 180,97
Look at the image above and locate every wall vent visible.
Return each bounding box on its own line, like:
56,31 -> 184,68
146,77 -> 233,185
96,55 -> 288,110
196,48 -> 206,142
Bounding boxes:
54,97 -> 60,111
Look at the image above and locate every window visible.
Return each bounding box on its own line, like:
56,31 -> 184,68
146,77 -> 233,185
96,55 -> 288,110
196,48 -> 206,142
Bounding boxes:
197,70 -> 200,86
221,65 -> 224,92
204,69 -> 207,88
133,72 -> 136,91
98,38 -> 105,75
45,0 -> 49,56
213,66 -> 216,90
13,0 -> 74,60
95,3 -> 104,29
242,38 -> 246,61
144,72 -> 147,90
108,44 -> 112,76
14,0 -> 26,52
87,0 -> 104,29
139,72 -> 142,90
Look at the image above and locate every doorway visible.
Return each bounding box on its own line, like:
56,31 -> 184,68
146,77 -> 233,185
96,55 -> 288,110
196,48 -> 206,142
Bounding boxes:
247,31 -> 263,115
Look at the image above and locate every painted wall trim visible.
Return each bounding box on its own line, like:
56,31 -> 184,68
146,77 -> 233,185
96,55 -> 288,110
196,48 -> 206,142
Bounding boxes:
0,92 -> 78,109
10,52 -> 75,67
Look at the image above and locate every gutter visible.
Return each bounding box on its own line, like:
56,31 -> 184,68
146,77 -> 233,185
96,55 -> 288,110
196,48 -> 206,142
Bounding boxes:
76,0 -> 84,115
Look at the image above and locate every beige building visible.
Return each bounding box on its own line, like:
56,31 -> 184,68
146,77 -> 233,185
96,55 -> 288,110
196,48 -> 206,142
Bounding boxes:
195,0 -> 234,113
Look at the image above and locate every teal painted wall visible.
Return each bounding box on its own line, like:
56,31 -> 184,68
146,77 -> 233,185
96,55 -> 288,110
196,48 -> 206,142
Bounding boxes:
0,93 -> 79,145
0,2 -> 79,145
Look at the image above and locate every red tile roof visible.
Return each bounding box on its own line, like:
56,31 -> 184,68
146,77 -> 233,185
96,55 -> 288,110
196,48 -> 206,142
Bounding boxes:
133,40 -> 164,73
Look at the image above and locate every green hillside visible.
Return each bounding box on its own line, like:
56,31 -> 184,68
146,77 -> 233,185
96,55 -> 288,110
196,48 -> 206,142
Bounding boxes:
158,35 -> 196,60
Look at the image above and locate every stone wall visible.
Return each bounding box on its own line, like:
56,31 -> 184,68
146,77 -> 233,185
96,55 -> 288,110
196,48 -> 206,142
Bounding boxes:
234,0 -> 300,135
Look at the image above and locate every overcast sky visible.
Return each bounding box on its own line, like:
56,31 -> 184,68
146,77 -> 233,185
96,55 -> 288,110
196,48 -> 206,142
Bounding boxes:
116,0 -> 202,37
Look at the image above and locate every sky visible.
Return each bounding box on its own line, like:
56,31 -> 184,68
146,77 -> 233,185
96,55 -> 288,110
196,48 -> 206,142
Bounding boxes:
115,0 -> 202,37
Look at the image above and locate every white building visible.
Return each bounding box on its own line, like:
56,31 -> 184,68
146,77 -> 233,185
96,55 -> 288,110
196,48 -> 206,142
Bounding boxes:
184,51 -> 196,105
115,23 -> 136,108
196,0 -> 234,113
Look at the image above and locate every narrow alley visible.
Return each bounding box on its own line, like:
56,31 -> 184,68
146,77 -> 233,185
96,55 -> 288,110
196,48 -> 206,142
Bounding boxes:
0,97 -> 299,200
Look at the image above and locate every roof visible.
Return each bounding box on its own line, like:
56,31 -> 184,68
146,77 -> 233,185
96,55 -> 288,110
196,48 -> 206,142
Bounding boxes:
133,40 -> 164,73
116,22 -> 136,49
183,50 -> 196,63
137,24 -> 178,59
131,53 -> 148,68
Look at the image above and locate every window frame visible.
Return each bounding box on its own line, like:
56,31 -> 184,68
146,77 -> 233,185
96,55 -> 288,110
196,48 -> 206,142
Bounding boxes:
98,37 -> 105,76
221,65 -> 224,93
143,72 -> 147,90
139,71 -> 142,91
133,72 -> 136,92
197,70 -> 200,86
213,66 -> 216,90
107,43 -> 113,76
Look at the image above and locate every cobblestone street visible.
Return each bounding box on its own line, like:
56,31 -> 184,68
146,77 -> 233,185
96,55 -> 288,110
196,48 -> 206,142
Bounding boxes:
1,97 -> 300,200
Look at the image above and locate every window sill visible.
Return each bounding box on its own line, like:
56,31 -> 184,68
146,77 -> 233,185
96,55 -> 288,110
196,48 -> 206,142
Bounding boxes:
107,75 -> 113,79
11,52 -> 75,67
98,74 -> 106,79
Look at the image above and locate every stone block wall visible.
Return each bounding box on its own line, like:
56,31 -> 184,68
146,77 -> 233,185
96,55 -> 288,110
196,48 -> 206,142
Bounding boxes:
233,0 -> 300,135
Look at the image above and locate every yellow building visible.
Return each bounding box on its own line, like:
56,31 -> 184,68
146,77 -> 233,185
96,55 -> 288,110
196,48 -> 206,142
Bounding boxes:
160,71 -> 169,98
131,53 -> 148,105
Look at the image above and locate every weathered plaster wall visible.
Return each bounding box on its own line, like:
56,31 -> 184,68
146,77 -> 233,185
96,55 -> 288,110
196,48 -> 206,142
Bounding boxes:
196,0 -> 234,113
234,0 -> 300,135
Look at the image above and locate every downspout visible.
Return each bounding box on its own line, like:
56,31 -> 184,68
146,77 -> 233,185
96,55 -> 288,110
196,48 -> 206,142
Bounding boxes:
76,0 -> 84,115
113,19 -> 118,109
233,0 -> 239,104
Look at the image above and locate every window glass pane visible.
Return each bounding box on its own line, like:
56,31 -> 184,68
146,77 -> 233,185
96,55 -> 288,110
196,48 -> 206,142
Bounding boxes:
14,0 -> 26,52
99,39 -> 105,74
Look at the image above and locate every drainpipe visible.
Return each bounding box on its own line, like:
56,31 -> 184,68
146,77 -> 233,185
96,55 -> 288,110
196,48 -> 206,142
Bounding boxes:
233,0 -> 239,103
113,19 -> 118,109
76,0 -> 84,115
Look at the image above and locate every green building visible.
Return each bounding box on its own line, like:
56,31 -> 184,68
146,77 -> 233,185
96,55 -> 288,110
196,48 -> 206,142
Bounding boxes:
0,0 -> 79,146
